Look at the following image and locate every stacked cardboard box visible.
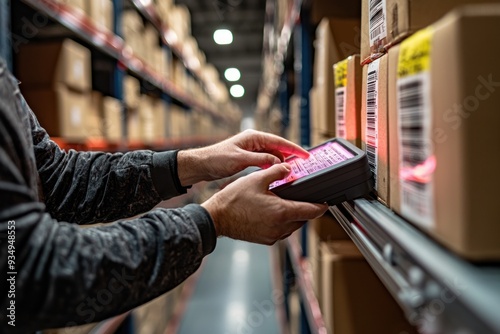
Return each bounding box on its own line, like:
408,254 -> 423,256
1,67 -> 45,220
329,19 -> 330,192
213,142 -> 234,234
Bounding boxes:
321,240 -> 417,333
360,0 -> 498,64
18,39 -> 92,142
387,5 -> 500,260
89,92 -> 123,142
306,212 -> 349,306
361,54 -> 389,204
310,17 -> 361,145
333,54 -> 363,148
85,0 -> 114,31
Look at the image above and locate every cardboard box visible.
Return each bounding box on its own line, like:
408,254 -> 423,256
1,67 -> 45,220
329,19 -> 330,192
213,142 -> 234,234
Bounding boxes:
86,0 -> 114,31
127,108 -> 141,143
333,54 -> 363,148
139,96 -> 155,144
152,98 -> 167,141
361,0 -> 499,63
124,75 -> 140,109
22,86 -> 90,141
388,5 -> 500,260
360,0 -> 387,64
312,18 -> 361,137
311,1 -> 361,24
88,91 -> 104,139
61,0 -> 86,13
307,212 -> 349,301
321,241 -> 417,334
102,96 -> 123,142
385,0 -> 498,48
17,39 -> 91,92
361,54 -> 389,204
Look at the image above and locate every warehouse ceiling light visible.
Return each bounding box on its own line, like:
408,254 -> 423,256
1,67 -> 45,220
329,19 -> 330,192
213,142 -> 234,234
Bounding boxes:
224,68 -> 241,82
230,84 -> 245,98
213,29 -> 233,45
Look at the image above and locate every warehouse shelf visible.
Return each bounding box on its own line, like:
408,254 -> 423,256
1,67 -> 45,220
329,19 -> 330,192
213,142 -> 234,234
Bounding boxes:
52,136 -> 226,152
18,0 -> 225,121
286,234 -> 327,334
329,198 -> 500,334
259,0 -> 302,107
128,0 -> 193,74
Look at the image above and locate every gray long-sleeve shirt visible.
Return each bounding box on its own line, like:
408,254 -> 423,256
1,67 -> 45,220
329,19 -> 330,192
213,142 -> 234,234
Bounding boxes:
0,58 -> 217,333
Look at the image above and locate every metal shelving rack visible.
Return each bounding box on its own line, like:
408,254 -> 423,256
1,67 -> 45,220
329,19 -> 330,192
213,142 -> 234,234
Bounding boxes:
328,198 -> 500,334
18,0 -> 211,115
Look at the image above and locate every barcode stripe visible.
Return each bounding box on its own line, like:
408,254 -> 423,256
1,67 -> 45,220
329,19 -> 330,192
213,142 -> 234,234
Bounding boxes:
398,73 -> 433,223
336,88 -> 346,139
366,61 -> 379,188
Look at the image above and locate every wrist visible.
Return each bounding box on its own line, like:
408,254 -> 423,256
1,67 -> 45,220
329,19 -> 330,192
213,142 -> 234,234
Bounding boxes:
201,197 -> 224,237
177,148 -> 209,187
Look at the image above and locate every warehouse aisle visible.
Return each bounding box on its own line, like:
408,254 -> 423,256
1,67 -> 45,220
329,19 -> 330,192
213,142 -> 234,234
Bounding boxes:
177,238 -> 282,334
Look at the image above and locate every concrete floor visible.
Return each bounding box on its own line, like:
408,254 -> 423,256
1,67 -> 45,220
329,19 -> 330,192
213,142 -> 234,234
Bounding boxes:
177,238 -> 282,334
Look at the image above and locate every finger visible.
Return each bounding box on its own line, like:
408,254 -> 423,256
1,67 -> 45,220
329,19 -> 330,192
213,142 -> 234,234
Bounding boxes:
244,151 -> 282,169
281,201 -> 329,222
255,163 -> 292,186
253,132 -> 310,159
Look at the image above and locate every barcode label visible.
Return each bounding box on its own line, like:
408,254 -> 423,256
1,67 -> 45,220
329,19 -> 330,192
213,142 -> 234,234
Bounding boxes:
366,59 -> 380,188
369,0 -> 387,47
398,73 -> 434,227
335,87 -> 346,139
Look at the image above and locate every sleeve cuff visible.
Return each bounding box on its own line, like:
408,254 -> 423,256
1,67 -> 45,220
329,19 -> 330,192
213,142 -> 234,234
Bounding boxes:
152,151 -> 192,200
183,204 -> 217,256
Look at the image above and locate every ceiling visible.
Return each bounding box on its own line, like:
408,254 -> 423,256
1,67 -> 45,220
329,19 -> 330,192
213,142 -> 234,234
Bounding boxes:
175,0 -> 267,116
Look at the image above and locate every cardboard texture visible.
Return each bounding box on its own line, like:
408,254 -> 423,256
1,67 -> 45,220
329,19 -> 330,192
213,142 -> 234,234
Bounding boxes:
87,91 -> 104,139
361,55 -> 389,204
61,0 -> 86,13
102,96 -> 123,142
307,212 -> 349,302
311,0 -> 361,24
385,0 -> 500,47
311,18 -> 361,137
18,39 -> 91,92
124,75 -> 140,109
321,241 -> 417,334
86,0 -> 114,31
127,108 -> 141,142
22,86 -> 90,141
152,98 -> 167,141
360,0 -> 386,64
333,55 -> 363,148
388,5 -> 500,260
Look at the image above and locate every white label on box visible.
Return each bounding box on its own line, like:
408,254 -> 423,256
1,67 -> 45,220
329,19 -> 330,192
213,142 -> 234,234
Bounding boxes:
369,0 -> 387,47
397,73 -> 434,228
366,58 -> 380,188
71,106 -> 81,126
335,87 -> 347,139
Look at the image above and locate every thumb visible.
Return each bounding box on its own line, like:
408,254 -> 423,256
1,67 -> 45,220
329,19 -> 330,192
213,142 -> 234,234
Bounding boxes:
257,163 -> 292,186
245,151 -> 282,169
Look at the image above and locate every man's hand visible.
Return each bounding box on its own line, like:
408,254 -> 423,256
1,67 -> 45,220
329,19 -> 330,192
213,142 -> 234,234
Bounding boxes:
177,130 -> 309,187
201,163 -> 328,245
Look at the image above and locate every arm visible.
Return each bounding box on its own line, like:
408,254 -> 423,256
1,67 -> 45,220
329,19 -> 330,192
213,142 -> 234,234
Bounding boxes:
26,98 -> 188,224
0,87 -> 216,332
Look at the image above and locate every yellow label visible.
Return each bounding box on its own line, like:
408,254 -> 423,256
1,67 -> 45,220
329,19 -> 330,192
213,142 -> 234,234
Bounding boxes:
398,27 -> 434,78
334,58 -> 348,88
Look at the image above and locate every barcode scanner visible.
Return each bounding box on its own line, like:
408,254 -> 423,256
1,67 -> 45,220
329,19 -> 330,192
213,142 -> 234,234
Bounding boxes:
269,138 -> 374,206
